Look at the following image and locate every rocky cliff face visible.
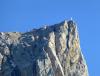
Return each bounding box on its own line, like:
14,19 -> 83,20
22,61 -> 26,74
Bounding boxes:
0,20 -> 88,76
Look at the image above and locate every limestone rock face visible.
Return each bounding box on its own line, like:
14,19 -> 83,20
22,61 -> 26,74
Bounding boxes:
0,20 -> 88,76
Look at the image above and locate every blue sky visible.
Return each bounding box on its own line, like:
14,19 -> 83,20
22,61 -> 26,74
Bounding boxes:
0,0 -> 100,75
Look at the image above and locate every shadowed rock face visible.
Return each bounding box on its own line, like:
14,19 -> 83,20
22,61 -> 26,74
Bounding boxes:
0,20 -> 88,76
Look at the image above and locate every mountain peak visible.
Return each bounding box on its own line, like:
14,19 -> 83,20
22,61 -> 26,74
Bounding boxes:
0,20 -> 88,76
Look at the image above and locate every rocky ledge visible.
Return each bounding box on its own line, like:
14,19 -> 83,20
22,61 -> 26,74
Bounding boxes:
0,20 -> 88,76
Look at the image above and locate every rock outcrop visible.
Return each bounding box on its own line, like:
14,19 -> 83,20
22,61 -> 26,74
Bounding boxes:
0,20 -> 88,76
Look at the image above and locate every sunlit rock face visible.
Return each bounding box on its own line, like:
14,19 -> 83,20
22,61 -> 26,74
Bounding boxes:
0,20 -> 88,76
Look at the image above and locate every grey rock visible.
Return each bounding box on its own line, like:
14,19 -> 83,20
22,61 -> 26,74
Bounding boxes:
0,20 -> 88,76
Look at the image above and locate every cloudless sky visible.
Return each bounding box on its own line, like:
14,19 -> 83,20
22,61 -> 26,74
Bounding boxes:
0,0 -> 100,76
